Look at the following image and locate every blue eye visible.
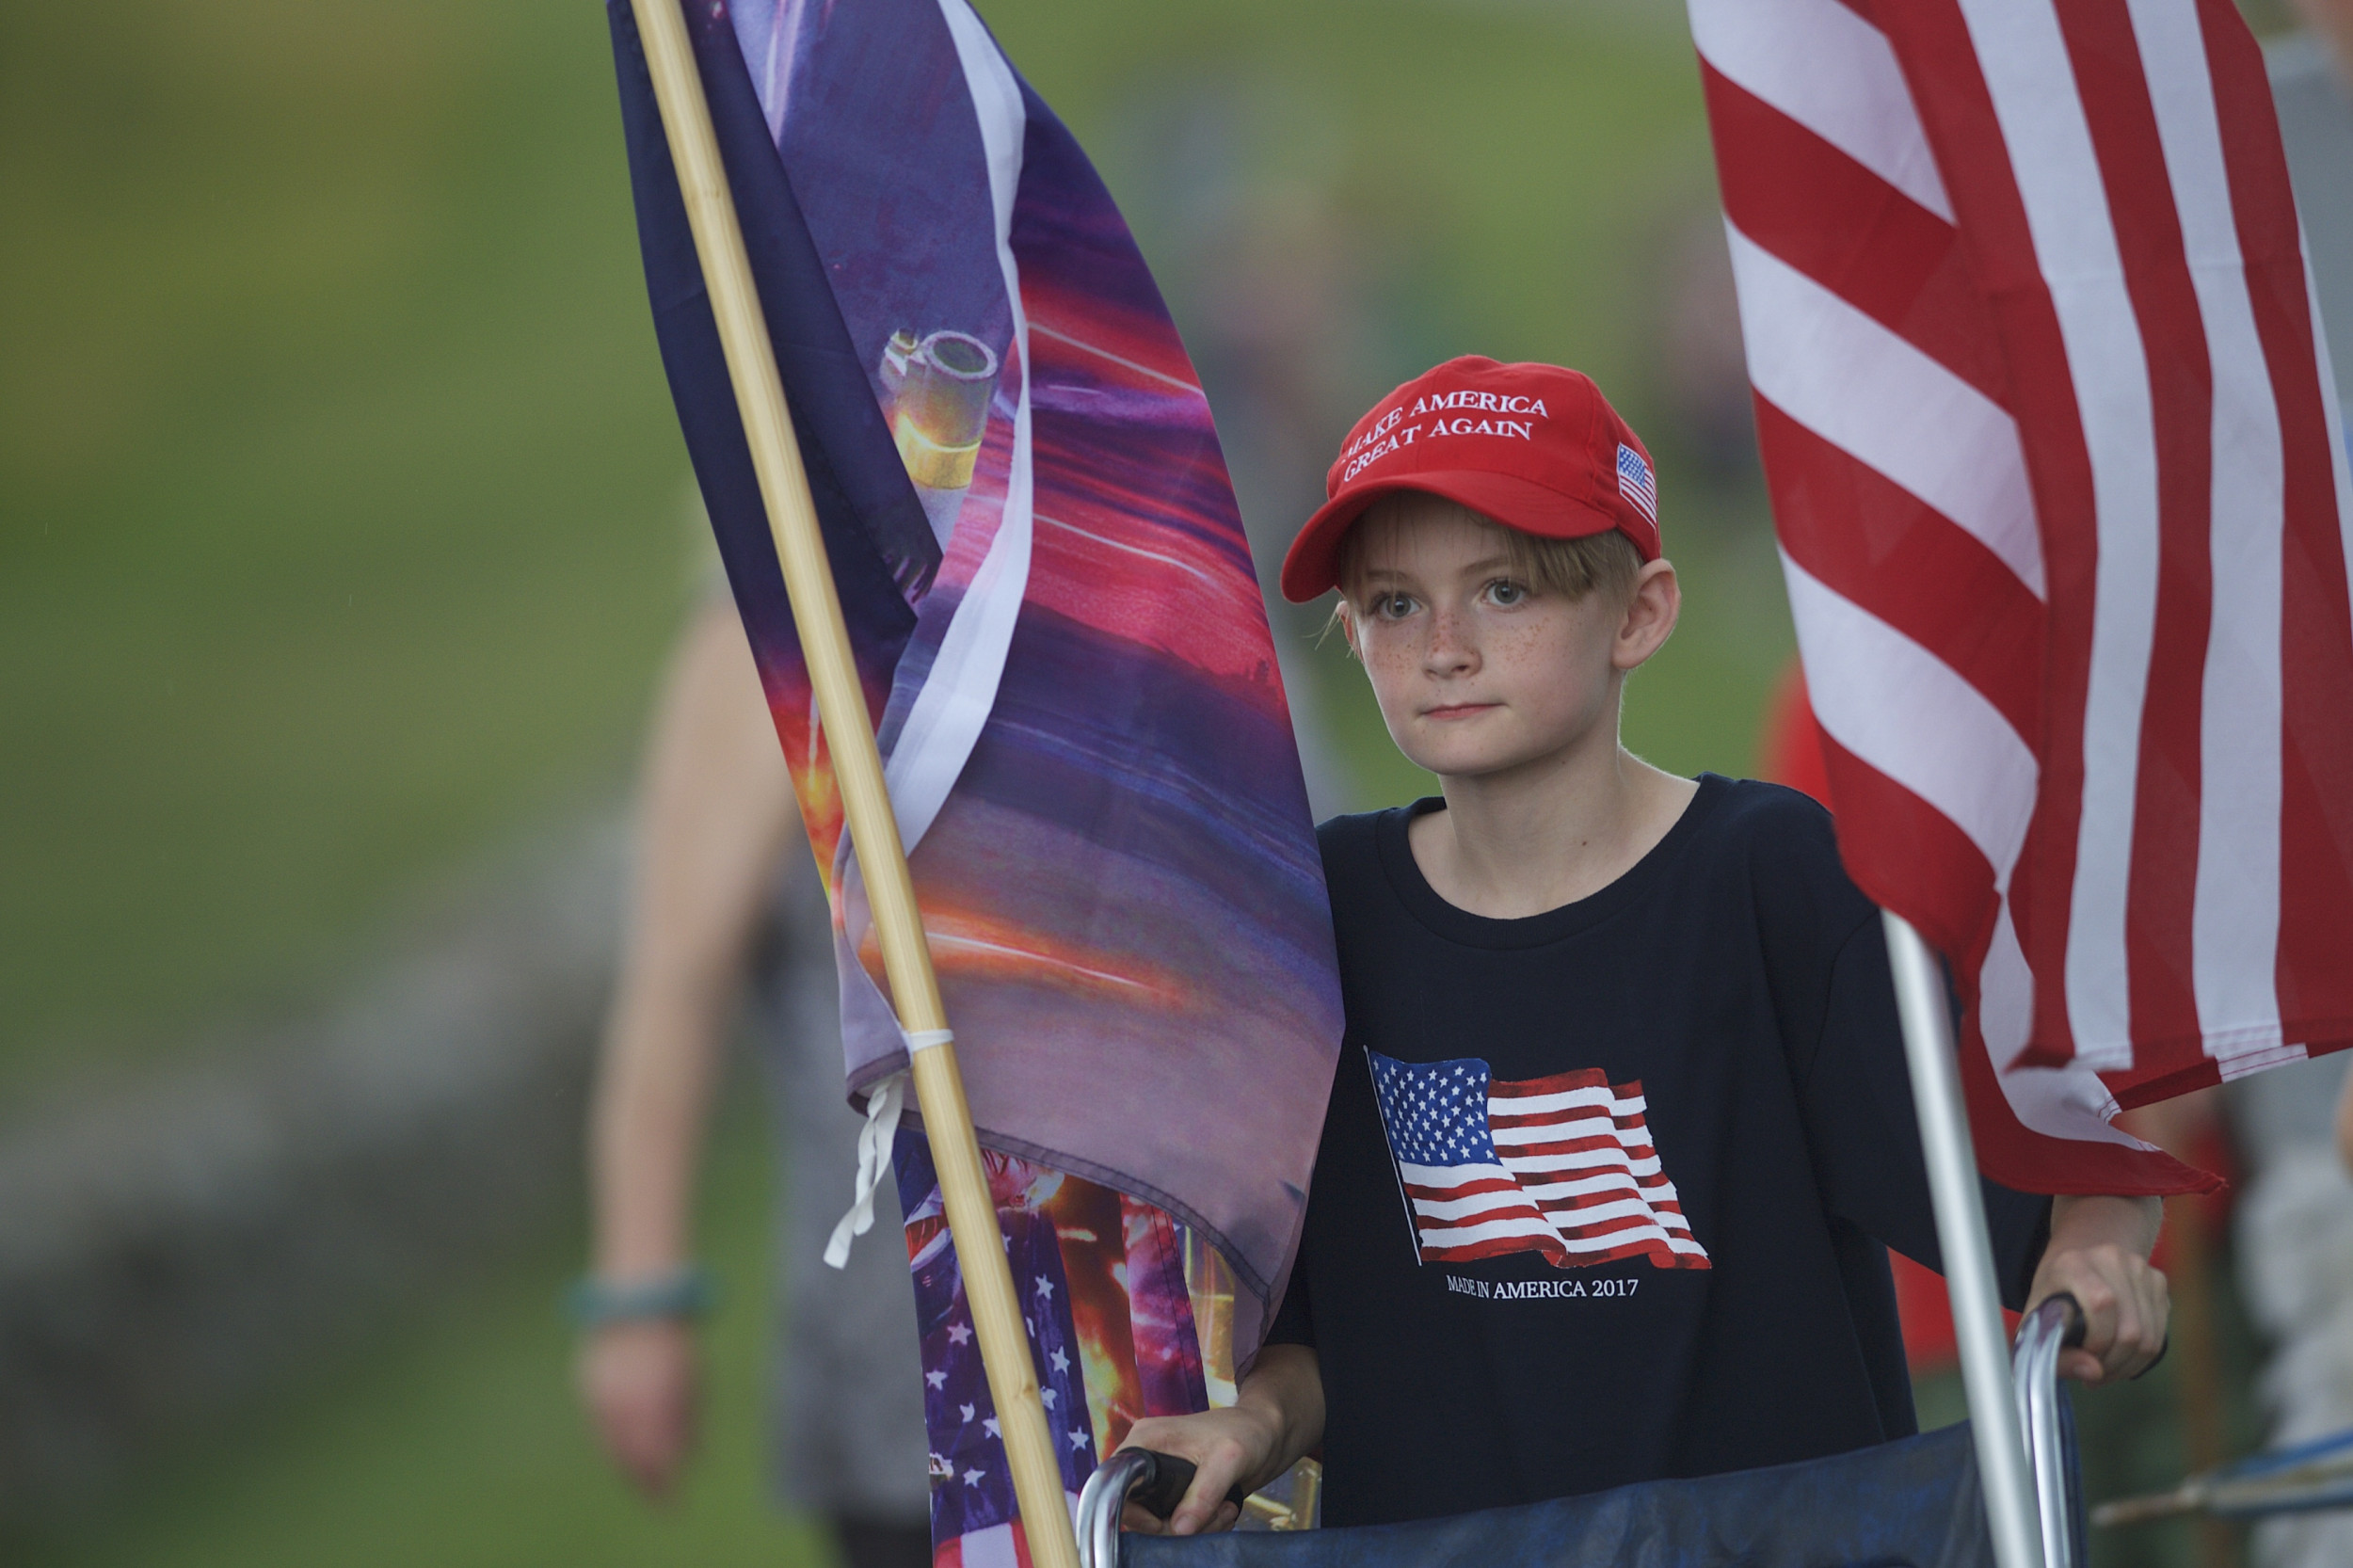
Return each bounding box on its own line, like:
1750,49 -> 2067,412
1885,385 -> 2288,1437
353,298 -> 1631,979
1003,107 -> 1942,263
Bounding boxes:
1487,580 -> 1527,607
1377,594 -> 1416,620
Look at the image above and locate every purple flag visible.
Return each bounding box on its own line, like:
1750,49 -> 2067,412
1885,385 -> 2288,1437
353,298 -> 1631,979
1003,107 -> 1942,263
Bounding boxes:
609,0 -> 1343,1354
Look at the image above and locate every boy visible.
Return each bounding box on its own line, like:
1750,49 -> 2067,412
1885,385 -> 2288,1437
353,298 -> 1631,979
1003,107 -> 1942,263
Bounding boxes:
1121,358 -> 2169,1532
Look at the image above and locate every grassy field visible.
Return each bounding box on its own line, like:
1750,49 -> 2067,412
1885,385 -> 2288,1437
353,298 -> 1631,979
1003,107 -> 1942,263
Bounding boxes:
0,0 -> 1721,1101
0,1087 -> 822,1568
7,2 -> 2249,1564
0,0 -> 694,1092
0,0 -> 1756,1557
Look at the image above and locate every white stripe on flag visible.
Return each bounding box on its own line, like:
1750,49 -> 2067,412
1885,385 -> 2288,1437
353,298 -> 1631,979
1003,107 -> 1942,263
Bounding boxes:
1491,1083 -> 1641,1116
1523,1195 -> 1691,1230
1993,1056 -> 2154,1149
1417,1216 -> 1578,1249
1409,1188 -> 1546,1224
1980,862 -> 2153,1147
1782,549 -> 2040,880
1418,1217 -> 1687,1256
1957,0 -> 2160,1062
881,0 -> 1038,858
2126,0 -> 2287,1068
958,1521 -> 1022,1568
1728,224 -> 2045,598
1501,1148 -> 1664,1177
1981,885 -> 2151,1146
2312,244 -> 2353,623
1688,0 -> 1954,221
1489,1112 -> 1640,1145
1517,1170 -> 1645,1200
1399,1160 -> 1525,1192
1525,1196 -> 1696,1239
1518,1171 -> 1671,1203
1979,897 -> 2036,1072
724,0 -> 803,143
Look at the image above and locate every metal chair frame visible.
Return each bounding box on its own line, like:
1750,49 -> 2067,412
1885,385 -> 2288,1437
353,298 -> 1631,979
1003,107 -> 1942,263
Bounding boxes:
1075,1297 -> 2085,1568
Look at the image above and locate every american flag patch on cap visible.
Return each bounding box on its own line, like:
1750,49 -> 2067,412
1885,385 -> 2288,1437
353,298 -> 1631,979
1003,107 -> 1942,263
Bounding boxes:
1616,442 -> 1657,526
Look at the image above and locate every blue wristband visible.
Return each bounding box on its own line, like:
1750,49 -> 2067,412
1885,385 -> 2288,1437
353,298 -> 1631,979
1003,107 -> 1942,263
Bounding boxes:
565,1265 -> 716,1328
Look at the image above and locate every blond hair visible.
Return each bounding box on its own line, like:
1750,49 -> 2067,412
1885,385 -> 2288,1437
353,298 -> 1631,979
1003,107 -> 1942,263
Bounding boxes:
1332,491 -> 1643,616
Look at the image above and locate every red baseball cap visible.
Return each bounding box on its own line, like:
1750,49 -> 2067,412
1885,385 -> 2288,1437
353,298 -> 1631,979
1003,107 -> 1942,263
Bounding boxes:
1278,357 -> 1662,602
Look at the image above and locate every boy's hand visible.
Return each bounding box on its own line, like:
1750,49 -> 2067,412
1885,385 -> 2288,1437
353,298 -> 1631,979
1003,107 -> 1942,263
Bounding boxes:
2026,1193 -> 2169,1385
1113,1343 -> 1323,1536
1114,1406 -> 1276,1535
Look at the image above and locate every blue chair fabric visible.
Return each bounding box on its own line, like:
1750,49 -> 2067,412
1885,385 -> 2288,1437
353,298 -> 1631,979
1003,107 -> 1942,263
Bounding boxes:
1126,1421 -> 2036,1568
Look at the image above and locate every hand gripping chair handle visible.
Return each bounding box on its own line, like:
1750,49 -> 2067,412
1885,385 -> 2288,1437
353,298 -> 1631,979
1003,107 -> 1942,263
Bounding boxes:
1076,1450 -> 1251,1568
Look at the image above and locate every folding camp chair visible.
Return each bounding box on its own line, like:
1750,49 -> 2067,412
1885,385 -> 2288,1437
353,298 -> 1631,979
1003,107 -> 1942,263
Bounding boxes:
1076,918 -> 2094,1568
1075,1296 -> 2086,1568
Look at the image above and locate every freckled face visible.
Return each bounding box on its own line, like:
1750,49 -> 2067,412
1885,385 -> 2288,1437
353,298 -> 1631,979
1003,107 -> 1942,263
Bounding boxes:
1342,508 -> 1625,783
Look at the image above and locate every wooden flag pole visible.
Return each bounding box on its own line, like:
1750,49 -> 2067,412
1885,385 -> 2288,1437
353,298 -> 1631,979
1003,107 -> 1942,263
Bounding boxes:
624,7 -> 1082,1567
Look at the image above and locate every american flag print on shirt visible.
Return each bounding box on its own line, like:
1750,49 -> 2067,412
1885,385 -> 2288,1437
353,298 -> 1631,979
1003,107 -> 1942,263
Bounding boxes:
1369,1050 -> 1710,1271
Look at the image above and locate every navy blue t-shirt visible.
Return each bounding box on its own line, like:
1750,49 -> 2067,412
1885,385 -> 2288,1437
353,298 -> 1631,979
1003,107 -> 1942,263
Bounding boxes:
1265,776 -> 2050,1528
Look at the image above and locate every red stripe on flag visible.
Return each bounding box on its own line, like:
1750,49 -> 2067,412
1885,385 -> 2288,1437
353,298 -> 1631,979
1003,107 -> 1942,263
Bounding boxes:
1534,1187 -> 1680,1219
1489,1065 -> 1612,1098
1403,1176 -> 1523,1203
1874,0 -> 2103,1070
1537,1206 -> 1668,1236
1496,1132 -> 1643,1157
1487,1101 -> 1628,1124
1423,1234 -> 1572,1267
1701,63 -> 2005,401
1758,398 -> 2042,740
1700,0 -> 2297,1191
2199,0 -> 2353,1058
2057,0 -> 2216,1058
1817,731 -> 2000,977
1959,1004 -> 2221,1195
1487,1104 -> 1629,1127
2114,1053 -> 2227,1112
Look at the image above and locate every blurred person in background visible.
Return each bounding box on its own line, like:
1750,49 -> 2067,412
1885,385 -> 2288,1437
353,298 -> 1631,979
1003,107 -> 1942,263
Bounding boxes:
2292,0 -> 2353,79
1651,212 -> 1760,493
1116,81 -> 1378,819
575,592 -> 931,1568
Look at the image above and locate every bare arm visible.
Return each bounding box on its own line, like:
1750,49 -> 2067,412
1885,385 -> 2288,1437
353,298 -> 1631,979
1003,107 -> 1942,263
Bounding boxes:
578,595 -> 800,1497
1115,1343 -> 1325,1537
2026,1192 -> 2168,1385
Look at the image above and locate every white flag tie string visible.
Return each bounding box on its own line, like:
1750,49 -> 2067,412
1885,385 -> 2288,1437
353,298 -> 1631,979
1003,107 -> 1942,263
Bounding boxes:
824,1028 -> 953,1268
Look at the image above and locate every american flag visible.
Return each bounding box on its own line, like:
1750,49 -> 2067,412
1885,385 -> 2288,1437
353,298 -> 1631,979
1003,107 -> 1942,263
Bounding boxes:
900,1148 -> 1095,1568
1369,1051 -> 1711,1271
1691,0 -> 2353,1193
1617,440 -> 1660,527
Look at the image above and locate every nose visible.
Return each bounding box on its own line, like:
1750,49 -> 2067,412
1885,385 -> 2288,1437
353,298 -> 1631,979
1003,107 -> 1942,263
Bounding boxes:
1422,605 -> 1479,679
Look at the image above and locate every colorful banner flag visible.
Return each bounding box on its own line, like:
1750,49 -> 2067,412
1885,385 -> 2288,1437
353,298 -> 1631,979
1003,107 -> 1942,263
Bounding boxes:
607,0 -> 1341,1368
893,1134 -> 1245,1565
1691,0 -> 2353,1193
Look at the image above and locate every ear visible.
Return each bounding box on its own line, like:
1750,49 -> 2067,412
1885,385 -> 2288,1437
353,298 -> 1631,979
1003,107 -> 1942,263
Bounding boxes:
1612,560 -> 1680,672
1335,598 -> 1363,661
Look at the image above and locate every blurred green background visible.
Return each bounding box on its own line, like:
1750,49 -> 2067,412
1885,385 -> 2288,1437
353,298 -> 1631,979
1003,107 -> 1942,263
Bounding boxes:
0,0 -> 1749,1101
0,0 -> 2277,1562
